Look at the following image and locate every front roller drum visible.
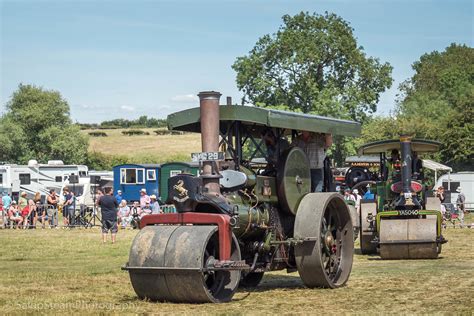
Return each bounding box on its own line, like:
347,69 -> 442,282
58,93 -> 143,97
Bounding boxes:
379,218 -> 439,259
127,225 -> 241,303
294,193 -> 354,288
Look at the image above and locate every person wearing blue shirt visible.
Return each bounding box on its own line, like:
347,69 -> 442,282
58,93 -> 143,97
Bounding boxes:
115,190 -> 123,204
363,185 -> 375,200
2,193 -> 12,210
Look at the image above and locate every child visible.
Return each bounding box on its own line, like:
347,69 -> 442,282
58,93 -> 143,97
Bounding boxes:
8,201 -> 23,228
140,202 -> 152,218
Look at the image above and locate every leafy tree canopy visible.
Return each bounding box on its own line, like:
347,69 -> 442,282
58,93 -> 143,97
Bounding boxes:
233,11 -> 393,123
395,44 -> 473,169
1,84 -> 89,164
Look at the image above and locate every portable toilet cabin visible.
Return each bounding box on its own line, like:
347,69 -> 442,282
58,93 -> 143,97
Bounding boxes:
159,162 -> 199,203
113,163 -> 160,202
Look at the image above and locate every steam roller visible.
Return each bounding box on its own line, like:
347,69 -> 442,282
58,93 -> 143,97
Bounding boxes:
123,90 -> 362,303
358,136 -> 447,259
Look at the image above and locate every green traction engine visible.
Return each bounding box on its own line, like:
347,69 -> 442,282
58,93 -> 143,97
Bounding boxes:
123,91 -> 361,303
358,137 -> 447,259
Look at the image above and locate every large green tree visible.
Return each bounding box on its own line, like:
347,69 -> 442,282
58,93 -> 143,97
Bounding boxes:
396,44 -> 473,169
232,12 -> 393,123
0,84 -> 89,164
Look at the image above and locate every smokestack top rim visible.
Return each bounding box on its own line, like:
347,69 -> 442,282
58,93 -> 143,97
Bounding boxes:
198,91 -> 222,100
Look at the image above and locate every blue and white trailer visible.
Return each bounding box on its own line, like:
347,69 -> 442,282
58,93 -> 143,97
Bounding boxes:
113,163 -> 160,202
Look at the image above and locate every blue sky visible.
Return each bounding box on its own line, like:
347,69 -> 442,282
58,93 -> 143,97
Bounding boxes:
1,0 -> 472,123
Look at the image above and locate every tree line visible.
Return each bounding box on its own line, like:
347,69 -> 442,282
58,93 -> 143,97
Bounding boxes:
1,12 -> 471,171
78,116 -> 167,130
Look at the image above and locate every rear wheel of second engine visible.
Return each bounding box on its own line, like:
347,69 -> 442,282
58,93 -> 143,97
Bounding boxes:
128,225 -> 241,303
294,193 -> 354,288
360,202 -> 377,255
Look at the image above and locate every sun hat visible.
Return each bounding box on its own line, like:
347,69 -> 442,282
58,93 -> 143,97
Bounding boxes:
21,191 -> 27,196
140,188 -> 147,193
150,194 -> 157,199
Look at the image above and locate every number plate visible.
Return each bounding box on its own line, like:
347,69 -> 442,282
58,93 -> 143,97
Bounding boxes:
191,152 -> 224,162
398,209 -> 419,216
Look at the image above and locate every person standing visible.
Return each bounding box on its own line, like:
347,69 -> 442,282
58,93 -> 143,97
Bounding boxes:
47,189 -> 59,228
115,190 -> 123,204
436,186 -> 446,215
293,131 -> 332,192
353,189 -> 362,216
2,193 -> 12,213
456,187 -> 466,228
62,187 -> 75,227
99,187 -> 119,243
1,193 -> 12,228
18,191 -> 28,210
261,129 -> 290,166
139,188 -> 150,208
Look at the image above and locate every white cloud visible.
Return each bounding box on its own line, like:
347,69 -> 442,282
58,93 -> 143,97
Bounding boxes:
120,105 -> 136,112
79,104 -> 97,109
170,94 -> 198,103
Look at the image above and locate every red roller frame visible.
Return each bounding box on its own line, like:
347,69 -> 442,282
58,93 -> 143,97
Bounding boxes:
139,213 -> 232,261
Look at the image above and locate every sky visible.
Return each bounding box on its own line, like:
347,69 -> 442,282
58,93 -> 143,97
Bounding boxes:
1,0 -> 472,123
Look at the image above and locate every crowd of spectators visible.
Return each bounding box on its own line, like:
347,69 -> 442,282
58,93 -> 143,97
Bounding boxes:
0,187 -> 164,232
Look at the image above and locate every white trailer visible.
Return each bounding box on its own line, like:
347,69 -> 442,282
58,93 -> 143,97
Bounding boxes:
436,171 -> 474,210
0,160 -> 89,201
0,165 -> 12,196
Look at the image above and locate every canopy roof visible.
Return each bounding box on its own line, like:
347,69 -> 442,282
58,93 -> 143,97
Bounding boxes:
421,159 -> 452,172
358,139 -> 441,155
167,105 -> 361,137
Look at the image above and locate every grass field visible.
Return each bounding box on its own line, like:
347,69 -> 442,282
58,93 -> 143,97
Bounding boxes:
0,227 -> 473,314
84,128 -> 201,163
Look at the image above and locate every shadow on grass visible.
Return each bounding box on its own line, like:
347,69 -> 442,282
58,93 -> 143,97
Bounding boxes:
119,274 -> 305,304
236,273 -> 304,295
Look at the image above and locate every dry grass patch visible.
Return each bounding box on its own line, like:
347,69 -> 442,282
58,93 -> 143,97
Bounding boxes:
0,228 -> 472,314
83,128 -> 201,163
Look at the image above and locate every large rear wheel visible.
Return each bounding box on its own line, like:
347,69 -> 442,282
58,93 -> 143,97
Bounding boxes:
294,193 -> 354,288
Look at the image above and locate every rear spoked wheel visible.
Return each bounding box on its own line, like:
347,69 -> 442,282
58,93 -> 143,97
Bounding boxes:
295,193 -> 354,288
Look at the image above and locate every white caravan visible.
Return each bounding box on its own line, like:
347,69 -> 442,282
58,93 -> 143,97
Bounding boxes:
0,160 -> 88,201
0,165 -> 12,196
436,171 -> 474,210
